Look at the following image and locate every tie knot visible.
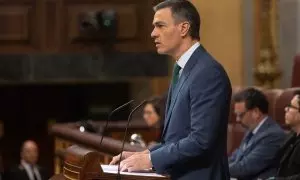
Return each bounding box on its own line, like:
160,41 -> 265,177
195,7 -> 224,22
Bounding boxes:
245,132 -> 253,142
171,63 -> 182,88
173,63 -> 181,75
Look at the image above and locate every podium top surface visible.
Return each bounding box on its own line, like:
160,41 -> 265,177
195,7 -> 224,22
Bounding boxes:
101,165 -> 167,178
50,123 -> 146,155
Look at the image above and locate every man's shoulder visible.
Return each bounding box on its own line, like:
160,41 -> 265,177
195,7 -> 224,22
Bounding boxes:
189,46 -> 231,88
194,49 -> 228,76
256,118 -> 286,140
265,118 -> 285,134
9,164 -> 25,172
5,164 -> 27,179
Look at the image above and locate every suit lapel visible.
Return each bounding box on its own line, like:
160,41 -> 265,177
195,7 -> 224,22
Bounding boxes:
162,71 -> 189,137
161,45 -> 206,138
18,164 -> 31,180
242,118 -> 272,152
165,82 -> 173,119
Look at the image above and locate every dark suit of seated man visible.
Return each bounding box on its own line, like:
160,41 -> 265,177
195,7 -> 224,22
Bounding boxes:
265,90 -> 300,180
229,88 -> 286,180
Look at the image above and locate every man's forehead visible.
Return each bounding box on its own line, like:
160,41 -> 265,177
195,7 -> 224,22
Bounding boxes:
153,8 -> 173,22
234,102 -> 246,110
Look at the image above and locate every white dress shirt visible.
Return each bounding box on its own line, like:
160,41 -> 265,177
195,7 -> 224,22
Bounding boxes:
243,116 -> 268,150
21,160 -> 42,180
252,116 -> 268,135
176,42 -> 200,77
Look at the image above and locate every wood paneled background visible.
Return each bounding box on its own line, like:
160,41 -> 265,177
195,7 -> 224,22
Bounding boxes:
0,0 -> 169,177
0,0 -> 162,53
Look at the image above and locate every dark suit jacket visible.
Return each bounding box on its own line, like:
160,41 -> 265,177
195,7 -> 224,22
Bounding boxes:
228,117 -> 286,180
273,132 -> 300,180
5,164 -> 50,180
150,45 -> 232,180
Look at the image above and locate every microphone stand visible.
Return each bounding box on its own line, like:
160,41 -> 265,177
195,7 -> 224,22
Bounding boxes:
99,100 -> 134,150
116,100 -> 146,180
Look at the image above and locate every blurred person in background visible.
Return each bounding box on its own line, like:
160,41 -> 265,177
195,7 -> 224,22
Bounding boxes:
142,95 -> 166,148
266,91 -> 300,179
5,140 -> 50,180
229,88 -> 286,180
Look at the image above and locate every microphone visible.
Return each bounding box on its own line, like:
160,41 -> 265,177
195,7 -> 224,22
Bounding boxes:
130,133 -> 146,148
99,100 -> 134,150
117,100 -> 146,180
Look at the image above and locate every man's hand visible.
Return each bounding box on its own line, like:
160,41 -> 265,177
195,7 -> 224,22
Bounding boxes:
109,151 -> 135,165
120,150 -> 152,172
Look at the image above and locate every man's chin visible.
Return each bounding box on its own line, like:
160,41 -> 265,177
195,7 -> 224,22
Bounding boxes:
285,119 -> 291,126
156,49 -> 167,55
239,123 -> 248,129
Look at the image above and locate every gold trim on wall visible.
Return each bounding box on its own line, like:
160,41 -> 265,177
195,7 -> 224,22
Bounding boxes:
253,0 -> 281,88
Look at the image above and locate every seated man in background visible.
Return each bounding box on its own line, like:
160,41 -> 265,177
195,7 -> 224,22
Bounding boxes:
267,90 -> 300,179
5,140 -> 50,180
229,88 -> 286,180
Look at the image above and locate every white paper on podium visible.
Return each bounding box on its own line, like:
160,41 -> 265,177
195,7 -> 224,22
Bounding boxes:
101,165 -> 166,177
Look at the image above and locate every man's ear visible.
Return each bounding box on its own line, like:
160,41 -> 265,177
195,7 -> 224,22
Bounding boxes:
179,22 -> 190,37
252,108 -> 260,119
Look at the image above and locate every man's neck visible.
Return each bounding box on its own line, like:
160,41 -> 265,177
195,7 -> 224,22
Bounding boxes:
21,159 -> 35,167
250,115 -> 267,132
172,39 -> 199,60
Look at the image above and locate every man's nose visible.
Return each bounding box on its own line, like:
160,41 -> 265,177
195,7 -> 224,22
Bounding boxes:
285,107 -> 289,112
151,28 -> 157,38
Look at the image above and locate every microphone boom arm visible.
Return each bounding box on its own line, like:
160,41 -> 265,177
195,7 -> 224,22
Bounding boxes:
117,100 -> 146,179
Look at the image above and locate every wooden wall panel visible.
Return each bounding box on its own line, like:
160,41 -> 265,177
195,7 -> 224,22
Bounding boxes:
59,0 -> 154,52
62,3 -> 142,52
0,0 -> 160,53
0,6 -> 30,41
45,0 -> 59,51
67,4 -> 138,40
0,4 -> 41,52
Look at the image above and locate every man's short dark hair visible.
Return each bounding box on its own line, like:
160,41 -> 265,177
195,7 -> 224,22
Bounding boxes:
233,88 -> 269,114
153,0 -> 200,40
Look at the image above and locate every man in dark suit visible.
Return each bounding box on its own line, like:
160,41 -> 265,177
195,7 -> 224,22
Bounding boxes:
5,140 -> 50,180
110,0 -> 232,179
229,88 -> 286,180
266,90 -> 300,179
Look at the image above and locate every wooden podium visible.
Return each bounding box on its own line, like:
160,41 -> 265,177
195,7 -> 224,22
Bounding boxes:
50,122 -> 148,173
50,145 -> 169,180
50,121 -> 166,179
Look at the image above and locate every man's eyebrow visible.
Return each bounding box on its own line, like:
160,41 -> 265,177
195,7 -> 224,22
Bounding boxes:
153,21 -> 167,26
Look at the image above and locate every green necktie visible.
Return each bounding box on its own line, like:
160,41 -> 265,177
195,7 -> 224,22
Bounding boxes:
171,63 -> 182,87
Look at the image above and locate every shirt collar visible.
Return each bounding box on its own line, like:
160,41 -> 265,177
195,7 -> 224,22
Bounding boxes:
21,160 -> 32,168
177,42 -> 200,69
21,160 -> 41,180
252,116 -> 268,134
